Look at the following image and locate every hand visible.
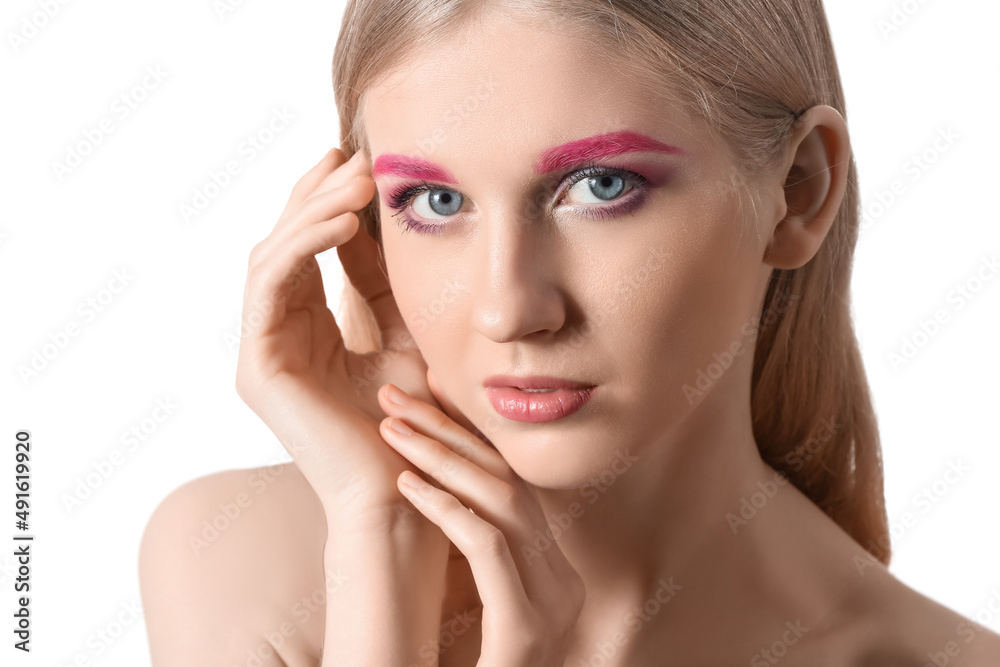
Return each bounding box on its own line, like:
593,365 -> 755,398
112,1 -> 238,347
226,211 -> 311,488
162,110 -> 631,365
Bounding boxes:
376,383 -> 587,666
235,147 -> 444,527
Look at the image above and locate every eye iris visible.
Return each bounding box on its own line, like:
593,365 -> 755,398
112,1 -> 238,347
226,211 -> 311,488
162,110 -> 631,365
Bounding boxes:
429,190 -> 462,216
588,175 -> 625,201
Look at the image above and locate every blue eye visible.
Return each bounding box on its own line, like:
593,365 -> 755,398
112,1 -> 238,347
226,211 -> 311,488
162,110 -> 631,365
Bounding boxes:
566,173 -> 628,203
413,189 -> 463,218
562,163 -> 646,199
386,162 -> 649,235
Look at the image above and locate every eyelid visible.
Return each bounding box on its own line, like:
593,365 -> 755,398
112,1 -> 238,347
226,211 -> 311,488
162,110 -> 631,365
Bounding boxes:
386,162 -> 648,218
386,181 -> 436,212
554,163 -> 647,204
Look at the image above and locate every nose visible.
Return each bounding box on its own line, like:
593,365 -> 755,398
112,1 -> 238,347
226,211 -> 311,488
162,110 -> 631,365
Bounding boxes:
471,213 -> 566,343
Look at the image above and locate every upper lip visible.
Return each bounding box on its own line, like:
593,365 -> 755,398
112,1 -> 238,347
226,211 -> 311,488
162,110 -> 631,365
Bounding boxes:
483,374 -> 595,390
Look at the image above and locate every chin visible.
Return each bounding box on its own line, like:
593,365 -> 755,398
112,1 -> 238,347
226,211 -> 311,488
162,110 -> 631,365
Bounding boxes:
483,418 -> 638,491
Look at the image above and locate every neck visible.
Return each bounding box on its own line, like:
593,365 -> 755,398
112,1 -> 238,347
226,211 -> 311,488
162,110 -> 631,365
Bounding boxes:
528,373 -> 870,664
531,376 -> 770,601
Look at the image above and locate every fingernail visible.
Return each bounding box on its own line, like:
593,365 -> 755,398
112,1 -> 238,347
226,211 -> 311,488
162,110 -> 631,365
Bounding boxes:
388,417 -> 413,436
385,383 -> 408,406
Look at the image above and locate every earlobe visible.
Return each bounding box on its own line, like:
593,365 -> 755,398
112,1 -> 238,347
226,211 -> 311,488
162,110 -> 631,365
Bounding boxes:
762,105 -> 851,270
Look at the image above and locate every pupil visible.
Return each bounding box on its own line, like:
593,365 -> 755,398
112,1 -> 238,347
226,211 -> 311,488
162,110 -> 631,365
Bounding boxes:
589,174 -> 625,200
429,189 -> 463,216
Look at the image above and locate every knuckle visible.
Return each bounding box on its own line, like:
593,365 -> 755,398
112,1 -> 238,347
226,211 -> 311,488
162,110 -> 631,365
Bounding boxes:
453,440 -> 477,462
433,491 -> 466,518
234,369 -> 259,409
428,409 -> 453,433
303,183 -> 344,215
248,241 -> 267,269
291,161 -> 333,197
480,527 -> 510,560
298,189 -> 325,216
289,177 -> 313,200
247,261 -> 277,292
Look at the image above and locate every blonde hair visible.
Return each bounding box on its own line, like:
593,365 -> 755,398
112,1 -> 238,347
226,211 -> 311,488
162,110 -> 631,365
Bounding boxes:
330,0 -> 891,565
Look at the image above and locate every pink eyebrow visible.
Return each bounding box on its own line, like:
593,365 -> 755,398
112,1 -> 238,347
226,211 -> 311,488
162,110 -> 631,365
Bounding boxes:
534,130 -> 684,174
371,154 -> 458,184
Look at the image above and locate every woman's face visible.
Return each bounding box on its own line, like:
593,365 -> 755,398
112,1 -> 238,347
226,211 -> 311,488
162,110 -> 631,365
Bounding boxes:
362,15 -> 781,489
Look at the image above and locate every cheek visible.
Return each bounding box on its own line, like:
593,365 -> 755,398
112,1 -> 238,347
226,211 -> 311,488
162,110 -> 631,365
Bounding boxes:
380,234 -> 468,365
593,198 -> 764,408
379,236 -> 432,344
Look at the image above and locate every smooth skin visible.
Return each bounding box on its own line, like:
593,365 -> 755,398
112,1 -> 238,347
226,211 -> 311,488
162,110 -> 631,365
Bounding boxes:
139,10 -> 1000,667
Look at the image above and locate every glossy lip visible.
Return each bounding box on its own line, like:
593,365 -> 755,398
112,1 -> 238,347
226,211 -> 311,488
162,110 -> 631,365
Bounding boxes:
485,386 -> 597,423
483,375 -> 598,424
482,374 -> 595,390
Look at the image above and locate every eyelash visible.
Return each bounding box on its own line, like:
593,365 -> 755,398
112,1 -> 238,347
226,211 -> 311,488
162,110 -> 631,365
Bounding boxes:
385,161 -> 650,235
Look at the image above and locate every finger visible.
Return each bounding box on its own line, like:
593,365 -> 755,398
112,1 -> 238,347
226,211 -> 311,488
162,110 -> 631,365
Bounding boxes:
380,415 -> 514,510
378,414 -> 557,583
378,382 -> 510,480
283,147 -> 368,212
427,366 -> 497,448
379,385 -> 585,587
244,212 -> 360,339
277,175 -> 375,246
395,471 -> 530,614
252,175 -> 376,271
336,219 -> 410,342
301,148 -> 371,203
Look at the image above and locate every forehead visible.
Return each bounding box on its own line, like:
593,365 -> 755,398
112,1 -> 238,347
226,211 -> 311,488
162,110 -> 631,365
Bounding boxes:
360,13 -> 705,171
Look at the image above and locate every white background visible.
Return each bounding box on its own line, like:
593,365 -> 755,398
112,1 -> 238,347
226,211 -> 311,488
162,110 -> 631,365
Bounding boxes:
1,0 -> 998,664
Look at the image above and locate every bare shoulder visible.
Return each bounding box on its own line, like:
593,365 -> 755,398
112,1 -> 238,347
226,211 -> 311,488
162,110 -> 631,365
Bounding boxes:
139,462 -> 328,667
836,563 -> 1000,666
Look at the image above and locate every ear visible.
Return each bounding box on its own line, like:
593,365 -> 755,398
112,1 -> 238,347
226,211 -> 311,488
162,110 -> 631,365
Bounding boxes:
762,105 -> 851,270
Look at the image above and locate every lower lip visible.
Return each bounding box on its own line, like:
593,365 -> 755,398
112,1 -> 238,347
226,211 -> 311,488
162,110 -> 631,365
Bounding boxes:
485,386 -> 596,423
